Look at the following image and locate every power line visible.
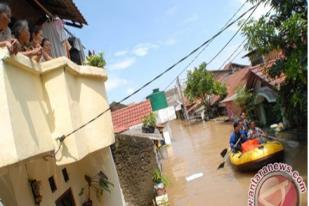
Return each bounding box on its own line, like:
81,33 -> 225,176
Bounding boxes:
217,39 -> 247,70
117,3 -> 258,104
207,2 -> 261,66
54,3 -> 260,150
164,2 -> 261,92
163,0 -> 249,91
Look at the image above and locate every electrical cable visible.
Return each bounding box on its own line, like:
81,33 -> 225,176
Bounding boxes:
207,1 -> 262,66
54,2 -> 260,154
164,2 -> 261,91
217,39 -> 247,70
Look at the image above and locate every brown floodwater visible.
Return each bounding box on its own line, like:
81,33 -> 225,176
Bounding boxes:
162,119 -> 307,206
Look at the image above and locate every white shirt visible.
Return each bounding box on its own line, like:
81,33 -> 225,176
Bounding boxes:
248,127 -> 264,139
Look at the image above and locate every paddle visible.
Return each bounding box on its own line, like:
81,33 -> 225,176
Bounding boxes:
217,137 -> 242,170
220,148 -> 228,158
262,135 -> 299,148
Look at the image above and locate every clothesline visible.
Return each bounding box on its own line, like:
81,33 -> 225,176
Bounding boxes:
64,27 -> 86,50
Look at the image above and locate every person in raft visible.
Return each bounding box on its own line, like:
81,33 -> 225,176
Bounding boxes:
229,121 -> 248,152
247,120 -> 266,143
240,111 -> 249,131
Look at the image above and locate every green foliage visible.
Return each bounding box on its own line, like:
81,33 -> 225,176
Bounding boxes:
152,169 -> 169,187
85,52 -> 106,68
235,87 -> 256,120
142,112 -> 157,127
79,172 -> 114,202
184,62 -> 227,107
242,0 -> 307,127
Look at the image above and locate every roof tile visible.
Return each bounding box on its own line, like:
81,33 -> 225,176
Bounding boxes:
112,100 -> 152,133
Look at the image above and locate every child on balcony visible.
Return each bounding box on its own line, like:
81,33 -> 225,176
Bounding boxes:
41,38 -> 53,61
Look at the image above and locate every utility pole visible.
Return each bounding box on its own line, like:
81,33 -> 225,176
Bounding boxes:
176,76 -> 189,120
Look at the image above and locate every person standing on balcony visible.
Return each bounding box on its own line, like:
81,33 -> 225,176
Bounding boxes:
12,20 -> 42,58
40,38 -> 53,61
42,16 -> 71,58
0,3 -> 17,54
30,25 -> 52,62
30,25 -> 43,49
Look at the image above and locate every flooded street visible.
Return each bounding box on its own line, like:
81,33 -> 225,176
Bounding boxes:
162,119 -> 307,206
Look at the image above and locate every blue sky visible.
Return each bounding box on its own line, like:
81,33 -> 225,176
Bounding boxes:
71,0 -> 268,104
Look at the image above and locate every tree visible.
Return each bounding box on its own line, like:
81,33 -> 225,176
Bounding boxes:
235,87 -> 256,120
184,62 -> 227,112
242,0 -> 307,128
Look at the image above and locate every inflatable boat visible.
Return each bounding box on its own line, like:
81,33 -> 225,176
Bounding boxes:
229,140 -> 284,171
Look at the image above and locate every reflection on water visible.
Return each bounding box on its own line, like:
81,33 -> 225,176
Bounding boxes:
162,120 -> 307,206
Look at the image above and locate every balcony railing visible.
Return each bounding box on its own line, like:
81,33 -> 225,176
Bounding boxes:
0,47 -> 114,168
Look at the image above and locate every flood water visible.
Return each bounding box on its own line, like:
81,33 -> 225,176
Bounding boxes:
162,119 -> 307,206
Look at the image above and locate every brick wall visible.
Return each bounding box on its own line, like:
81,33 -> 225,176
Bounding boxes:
111,134 -> 160,206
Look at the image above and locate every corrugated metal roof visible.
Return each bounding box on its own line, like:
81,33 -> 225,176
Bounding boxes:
40,0 -> 87,25
9,0 -> 87,26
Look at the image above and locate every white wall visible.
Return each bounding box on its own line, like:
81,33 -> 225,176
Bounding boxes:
0,147 -> 124,206
0,48 -> 115,168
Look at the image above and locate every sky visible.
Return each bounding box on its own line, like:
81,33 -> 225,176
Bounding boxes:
71,0 -> 269,104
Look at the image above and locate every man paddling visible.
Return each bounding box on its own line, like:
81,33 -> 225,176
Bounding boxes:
229,121 -> 247,152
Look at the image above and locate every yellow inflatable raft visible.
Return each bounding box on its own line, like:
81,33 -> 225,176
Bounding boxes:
229,140 -> 284,171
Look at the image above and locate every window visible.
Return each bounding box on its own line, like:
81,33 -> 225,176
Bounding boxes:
48,176 -> 57,192
62,168 -> 69,182
55,189 -> 76,206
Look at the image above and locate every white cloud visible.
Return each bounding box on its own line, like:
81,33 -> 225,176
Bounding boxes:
132,43 -> 159,57
108,58 -> 136,70
165,6 -> 177,16
114,50 -> 128,57
132,47 -> 149,56
106,77 -> 128,91
127,88 -> 135,95
181,14 -> 199,25
163,38 -> 177,46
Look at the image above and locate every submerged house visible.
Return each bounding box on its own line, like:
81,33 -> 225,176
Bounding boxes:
182,63 -> 248,120
219,50 -> 285,125
0,1 -> 125,206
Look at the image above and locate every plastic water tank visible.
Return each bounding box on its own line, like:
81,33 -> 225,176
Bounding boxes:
146,88 -> 168,111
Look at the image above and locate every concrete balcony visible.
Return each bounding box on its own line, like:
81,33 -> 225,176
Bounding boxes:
0,48 -> 115,167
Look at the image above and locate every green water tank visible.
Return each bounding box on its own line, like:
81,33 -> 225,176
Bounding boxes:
147,88 -> 168,111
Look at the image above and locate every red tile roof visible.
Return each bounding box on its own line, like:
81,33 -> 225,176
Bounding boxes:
220,68 -> 251,102
249,60 -> 285,88
111,100 -> 152,133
